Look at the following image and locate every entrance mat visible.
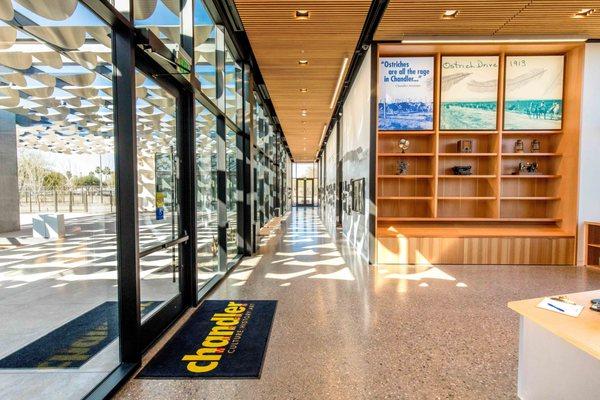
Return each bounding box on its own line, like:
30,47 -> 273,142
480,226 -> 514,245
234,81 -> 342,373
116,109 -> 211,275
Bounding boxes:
137,300 -> 277,379
0,301 -> 161,369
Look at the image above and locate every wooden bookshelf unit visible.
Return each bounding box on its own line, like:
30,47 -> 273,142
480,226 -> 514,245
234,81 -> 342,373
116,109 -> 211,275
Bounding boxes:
374,43 -> 583,265
584,222 -> 600,267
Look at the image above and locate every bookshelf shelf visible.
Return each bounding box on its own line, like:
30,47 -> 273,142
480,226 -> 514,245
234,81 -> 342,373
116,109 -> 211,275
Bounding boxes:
439,131 -> 498,136
378,130 -> 435,136
501,197 -> 560,201
439,197 -> 497,201
378,153 -> 435,157
439,175 -> 496,179
439,153 -> 497,156
501,175 -> 561,179
378,196 -> 433,200
378,175 -> 434,179
502,153 -> 562,157
502,131 -> 562,136
584,222 -> 600,267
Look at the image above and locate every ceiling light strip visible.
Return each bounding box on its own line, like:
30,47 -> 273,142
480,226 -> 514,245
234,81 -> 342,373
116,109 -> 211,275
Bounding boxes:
329,57 -> 349,109
317,123 -> 328,155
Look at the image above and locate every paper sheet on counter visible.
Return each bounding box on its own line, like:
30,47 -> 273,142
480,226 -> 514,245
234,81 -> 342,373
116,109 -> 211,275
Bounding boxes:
537,297 -> 584,317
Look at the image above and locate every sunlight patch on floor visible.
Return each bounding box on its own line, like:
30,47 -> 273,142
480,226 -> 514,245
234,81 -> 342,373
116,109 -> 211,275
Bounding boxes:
271,257 -> 295,264
308,267 -> 355,281
382,266 -> 456,282
229,269 -> 253,281
275,250 -> 318,257
302,243 -> 337,250
265,268 -> 317,280
283,256 -> 346,267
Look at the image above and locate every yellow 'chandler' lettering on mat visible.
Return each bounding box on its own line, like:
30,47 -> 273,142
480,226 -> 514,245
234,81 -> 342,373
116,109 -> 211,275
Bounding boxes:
182,302 -> 247,373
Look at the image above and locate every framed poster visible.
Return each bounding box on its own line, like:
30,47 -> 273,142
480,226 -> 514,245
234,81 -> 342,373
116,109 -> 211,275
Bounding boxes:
378,57 -> 434,130
440,56 -> 499,130
504,55 -> 564,130
351,178 -> 365,214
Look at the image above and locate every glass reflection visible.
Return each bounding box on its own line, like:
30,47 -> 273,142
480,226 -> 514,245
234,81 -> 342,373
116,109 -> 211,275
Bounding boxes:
194,1 -> 217,103
134,0 -> 180,52
225,47 -> 242,123
135,71 -> 180,314
226,128 -> 238,262
0,1 -> 118,397
195,101 -> 218,290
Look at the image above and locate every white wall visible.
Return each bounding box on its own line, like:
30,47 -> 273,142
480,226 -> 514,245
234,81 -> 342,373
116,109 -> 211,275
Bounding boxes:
577,43 -> 600,265
322,123 -> 338,228
340,48 -> 372,262
325,126 -> 337,185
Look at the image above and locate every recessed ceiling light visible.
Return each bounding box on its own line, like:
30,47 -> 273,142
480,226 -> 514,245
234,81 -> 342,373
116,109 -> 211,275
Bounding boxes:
441,10 -> 459,19
301,109 -> 307,116
295,10 -> 310,20
298,59 -> 309,66
300,88 -> 308,93
573,8 -> 595,18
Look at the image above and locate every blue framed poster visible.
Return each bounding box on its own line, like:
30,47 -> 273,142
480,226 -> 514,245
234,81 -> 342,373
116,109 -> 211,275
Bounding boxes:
440,56 -> 499,130
504,55 -> 564,130
378,57 -> 434,130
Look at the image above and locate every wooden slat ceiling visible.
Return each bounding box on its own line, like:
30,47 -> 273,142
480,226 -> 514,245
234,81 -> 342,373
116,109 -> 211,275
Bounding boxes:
234,0 -> 372,161
375,0 -> 600,40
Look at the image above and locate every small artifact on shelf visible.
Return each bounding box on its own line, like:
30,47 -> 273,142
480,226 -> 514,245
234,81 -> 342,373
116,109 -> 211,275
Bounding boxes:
514,139 -> 525,153
398,138 -> 410,153
531,139 -> 541,153
452,165 -> 472,175
513,161 -> 539,175
397,160 -> 409,175
457,139 -> 473,153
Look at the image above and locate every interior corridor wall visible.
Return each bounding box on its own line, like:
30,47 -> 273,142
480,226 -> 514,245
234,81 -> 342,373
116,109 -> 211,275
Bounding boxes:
323,123 -> 338,229
340,47 -> 371,262
578,43 -> 600,264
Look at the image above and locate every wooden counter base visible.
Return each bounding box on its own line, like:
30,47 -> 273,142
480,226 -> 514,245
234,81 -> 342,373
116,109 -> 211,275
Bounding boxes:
377,236 -> 575,265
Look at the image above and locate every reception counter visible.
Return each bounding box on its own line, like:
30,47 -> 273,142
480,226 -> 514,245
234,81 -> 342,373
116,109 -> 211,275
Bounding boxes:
508,290 -> 600,399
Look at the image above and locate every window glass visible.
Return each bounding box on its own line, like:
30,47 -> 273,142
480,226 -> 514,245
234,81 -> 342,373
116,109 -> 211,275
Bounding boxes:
135,71 -> 180,315
0,2 -> 119,397
225,48 -> 242,124
134,0 -> 180,52
194,1 -> 217,103
195,102 -> 218,290
226,128 -> 238,262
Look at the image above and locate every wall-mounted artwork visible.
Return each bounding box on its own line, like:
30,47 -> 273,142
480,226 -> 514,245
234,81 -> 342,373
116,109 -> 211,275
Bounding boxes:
378,57 -> 434,130
440,56 -> 499,130
504,55 -> 564,130
351,178 -> 365,214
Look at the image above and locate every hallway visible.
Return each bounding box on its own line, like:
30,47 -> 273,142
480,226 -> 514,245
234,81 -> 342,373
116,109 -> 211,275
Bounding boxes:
117,207 -> 600,399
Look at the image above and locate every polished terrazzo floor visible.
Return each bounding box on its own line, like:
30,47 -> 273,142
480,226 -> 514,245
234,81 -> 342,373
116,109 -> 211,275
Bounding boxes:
116,208 -> 600,400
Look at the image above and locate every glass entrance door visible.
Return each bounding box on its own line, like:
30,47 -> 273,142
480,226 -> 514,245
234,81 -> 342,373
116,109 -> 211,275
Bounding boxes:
296,179 -> 304,206
305,179 -> 314,206
295,178 -> 314,207
135,69 -> 187,340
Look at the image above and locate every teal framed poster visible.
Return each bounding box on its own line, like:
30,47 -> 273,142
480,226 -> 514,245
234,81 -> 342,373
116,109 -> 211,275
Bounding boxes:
504,55 -> 564,130
378,57 -> 434,130
440,56 -> 499,130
